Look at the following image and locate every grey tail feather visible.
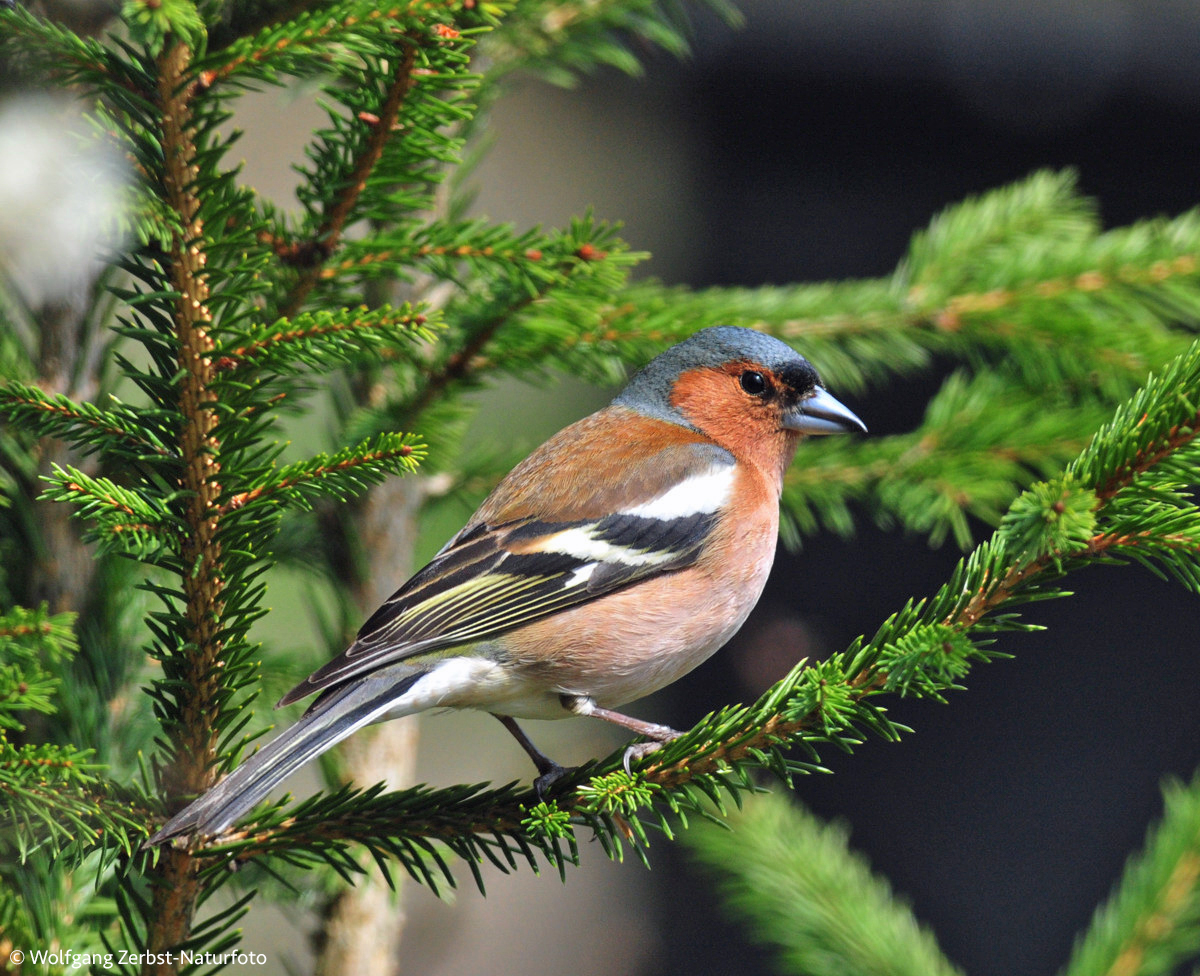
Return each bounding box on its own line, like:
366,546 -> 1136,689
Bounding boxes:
145,667 -> 427,847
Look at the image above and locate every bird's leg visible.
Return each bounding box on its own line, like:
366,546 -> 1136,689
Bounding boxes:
495,714 -> 572,798
561,695 -> 683,774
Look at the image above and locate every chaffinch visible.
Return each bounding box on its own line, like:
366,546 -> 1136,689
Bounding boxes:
148,326 -> 865,845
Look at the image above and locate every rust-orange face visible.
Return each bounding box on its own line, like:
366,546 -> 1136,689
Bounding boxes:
613,326 -> 864,441
665,358 -> 864,474
675,358 -> 864,435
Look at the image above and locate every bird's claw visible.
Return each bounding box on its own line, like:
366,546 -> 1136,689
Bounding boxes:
622,730 -> 682,775
532,762 -> 573,800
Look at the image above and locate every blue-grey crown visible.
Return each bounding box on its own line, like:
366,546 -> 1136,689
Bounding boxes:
612,326 -> 818,428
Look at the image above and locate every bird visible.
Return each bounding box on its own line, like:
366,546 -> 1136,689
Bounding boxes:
147,325 -> 865,846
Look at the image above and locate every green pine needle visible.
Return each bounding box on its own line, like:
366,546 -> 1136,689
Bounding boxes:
1063,771 -> 1200,976
687,792 -> 964,976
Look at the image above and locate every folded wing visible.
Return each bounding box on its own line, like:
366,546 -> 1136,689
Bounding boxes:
278,438 -> 736,708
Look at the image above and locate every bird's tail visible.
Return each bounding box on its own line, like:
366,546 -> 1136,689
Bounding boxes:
145,667 -> 427,847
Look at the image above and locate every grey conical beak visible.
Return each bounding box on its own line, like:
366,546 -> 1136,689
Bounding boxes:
784,387 -> 867,436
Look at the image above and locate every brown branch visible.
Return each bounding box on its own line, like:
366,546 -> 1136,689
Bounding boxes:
199,500 -> 1139,860
199,3 -> 417,89
1096,418 -> 1200,502
398,244 -> 607,423
143,39 -> 225,976
204,495 -> 1199,857
2,12 -> 143,97
105,521 -> 159,538
213,307 -> 428,372
159,44 -> 225,801
207,516 -> 1200,881
5,389 -> 173,456
950,408 -> 1200,634
240,399 -> 1200,843
930,254 -> 1200,332
278,42 -> 420,320
318,241 -> 546,279
220,443 -> 417,514
62,480 -> 138,518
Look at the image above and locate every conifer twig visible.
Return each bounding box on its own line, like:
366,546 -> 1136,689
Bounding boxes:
144,38 -> 225,976
278,41 -> 420,319
1062,771 -> 1200,976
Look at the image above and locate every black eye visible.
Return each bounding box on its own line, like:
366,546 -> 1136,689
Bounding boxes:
740,370 -> 769,396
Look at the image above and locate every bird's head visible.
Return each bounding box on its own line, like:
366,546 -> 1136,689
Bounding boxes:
612,326 -> 866,478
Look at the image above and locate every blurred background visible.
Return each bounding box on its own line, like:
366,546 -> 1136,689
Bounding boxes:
8,0 -> 1200,972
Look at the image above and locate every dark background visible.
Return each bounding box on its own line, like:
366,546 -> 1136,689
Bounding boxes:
626,4 -> 1200,974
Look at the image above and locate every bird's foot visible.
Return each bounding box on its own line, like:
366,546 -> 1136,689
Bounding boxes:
622,729 -> 682,775
533,761 -> 575,800
495,714 -> 576,800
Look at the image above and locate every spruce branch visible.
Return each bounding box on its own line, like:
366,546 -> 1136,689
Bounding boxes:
686,792 -> 963,976
386,312 -> 508,427
315,218 -> 557,286
202,0 -> 353,52
1062,771 -> 1200,976
317,44 -> 418,236
221,432 -> 425,515
213,303 -> 438,375
155,36 -> 227,788
0,383 -> 174,462
39,464 -> 178,560
143,35 -> 229,973
0,5 -> 142,95
904,167 -> 1098,291
264,3 -> 495,322
194,0 -> 409,89
278,29 -> 422,318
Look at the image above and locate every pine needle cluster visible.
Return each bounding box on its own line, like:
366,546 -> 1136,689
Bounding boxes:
1,1 -> 1199,973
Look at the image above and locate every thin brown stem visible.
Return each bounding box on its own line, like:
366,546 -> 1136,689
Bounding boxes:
142,39 -> 224,976
397,244 -> 607,424
400,308 -> 518,422
278,44 -> 419,320
1096,417 -> 1200,502
213,306 -> 429,372
220,442 -> 416,514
